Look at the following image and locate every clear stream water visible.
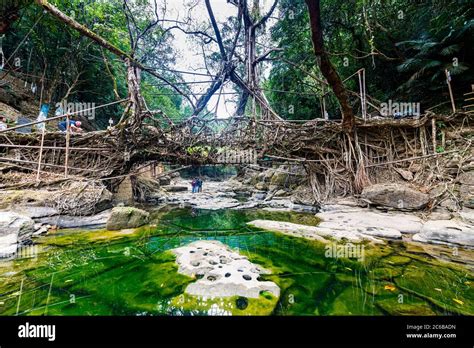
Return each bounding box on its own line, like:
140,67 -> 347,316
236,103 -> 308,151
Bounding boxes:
0,208 -> 473,316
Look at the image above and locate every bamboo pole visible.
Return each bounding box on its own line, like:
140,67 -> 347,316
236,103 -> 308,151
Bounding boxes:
36,125 -> 46,181
64,115 -> 70,177
0,156 -> 99,172
0,144 -> 109,151
432,118 -> 437,153
362,68 -> 367,119
445,69 -> 456,113
358,70 -> 365,120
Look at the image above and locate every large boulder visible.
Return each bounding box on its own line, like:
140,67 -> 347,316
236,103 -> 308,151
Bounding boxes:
270,171 -> 288,187
0,212 -> 35,258
158,175 -> 171,186
106,207 -> 149,230
459,171 -> 474,209
361,183 -> 429,210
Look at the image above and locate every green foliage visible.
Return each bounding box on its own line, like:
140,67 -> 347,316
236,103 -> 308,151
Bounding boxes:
186,145 -> 212,157
2,0 -> 183,128
267,0 -> 474,120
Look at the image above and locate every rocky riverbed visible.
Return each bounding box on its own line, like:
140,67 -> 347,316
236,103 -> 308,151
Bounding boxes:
0,166 -> 473,258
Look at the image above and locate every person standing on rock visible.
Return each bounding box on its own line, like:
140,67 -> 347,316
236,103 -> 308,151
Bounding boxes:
191,178 -> 197,193
198,178 -> 203,193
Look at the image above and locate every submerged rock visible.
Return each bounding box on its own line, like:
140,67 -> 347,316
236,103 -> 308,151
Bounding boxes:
361,183 -> 429,210
171,240 -> 280,299
106,207 -> 149,230
0,212 -> 35,257
376,299 -> 436,316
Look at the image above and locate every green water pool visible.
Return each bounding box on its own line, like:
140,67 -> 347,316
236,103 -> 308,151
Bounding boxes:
0,208 -> 473,316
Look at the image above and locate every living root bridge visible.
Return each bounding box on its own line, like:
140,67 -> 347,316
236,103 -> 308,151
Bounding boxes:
1,111 -> 471,202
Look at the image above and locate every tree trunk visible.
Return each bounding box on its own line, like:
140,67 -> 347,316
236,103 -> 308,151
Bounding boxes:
305,0 -> 355,131
0,2 -> 22,34
35,0 -> 194,108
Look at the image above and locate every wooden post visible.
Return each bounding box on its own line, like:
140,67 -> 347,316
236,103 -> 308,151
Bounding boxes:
36,124 -> 46,181
362,68 -> 367,119
64,115 -> 70,177
445,69 -> 456,113
431,118 -> 437,153
358,70 -> 365,120
321,85 -> 328,120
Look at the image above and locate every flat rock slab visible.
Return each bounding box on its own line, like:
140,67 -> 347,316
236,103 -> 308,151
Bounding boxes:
171,240 -> 280,299
247,219 -> 389,243
163,185 -> 188,192
317,210 -> 423,234
38,209 -> 111,229
413,220 -> 474,247
14,206 -> 59,219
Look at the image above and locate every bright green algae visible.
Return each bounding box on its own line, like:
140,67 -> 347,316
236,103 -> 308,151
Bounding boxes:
0,208 -> 472,316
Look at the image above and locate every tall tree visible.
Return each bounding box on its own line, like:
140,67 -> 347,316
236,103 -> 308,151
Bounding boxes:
305,0 -> 354,130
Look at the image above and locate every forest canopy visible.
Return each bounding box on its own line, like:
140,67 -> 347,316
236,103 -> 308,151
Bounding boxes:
1,0 -> 472,127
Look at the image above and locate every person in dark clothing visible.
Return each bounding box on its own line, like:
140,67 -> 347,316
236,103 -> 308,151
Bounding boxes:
197,178 -> 203,192
191,178 -> 197,193
58,120 -> 82,132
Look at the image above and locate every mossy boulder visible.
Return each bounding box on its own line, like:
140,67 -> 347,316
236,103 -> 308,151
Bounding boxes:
106,207 -> 149,230
270,171 -> 288,187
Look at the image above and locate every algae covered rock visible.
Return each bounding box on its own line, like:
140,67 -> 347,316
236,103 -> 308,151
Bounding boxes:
170,240 -> 280,315
106,206 -> 149,230
394,263 -> 474,315
376,298 -> 436,315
